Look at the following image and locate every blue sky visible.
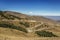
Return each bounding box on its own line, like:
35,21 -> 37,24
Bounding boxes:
0,0 -> 60,16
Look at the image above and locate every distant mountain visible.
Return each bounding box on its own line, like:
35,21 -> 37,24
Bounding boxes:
57,20 -> 60,23
45,16 -> 60,21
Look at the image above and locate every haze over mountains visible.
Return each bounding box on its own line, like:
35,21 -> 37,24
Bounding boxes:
45,16 -> 60,21
0,11 -> 60,40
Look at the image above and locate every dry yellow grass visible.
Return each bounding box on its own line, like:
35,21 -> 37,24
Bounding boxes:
0,35 -> 60,40
0,27 -> 60,40
0,27 -> 27,37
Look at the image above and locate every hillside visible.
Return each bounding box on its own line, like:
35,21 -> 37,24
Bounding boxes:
0,11 -> 60,40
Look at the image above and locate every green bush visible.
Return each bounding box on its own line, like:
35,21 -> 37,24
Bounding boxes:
0,11 -> 21,20
20,22 -> 29,27
0,22 -> 28,33
8,15 -> 21,20
35,31 -> 58,37
0,11 -> 4,16
4,15 -> 15,20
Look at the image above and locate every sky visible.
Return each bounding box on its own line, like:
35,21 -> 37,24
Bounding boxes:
0,0 -> 60,16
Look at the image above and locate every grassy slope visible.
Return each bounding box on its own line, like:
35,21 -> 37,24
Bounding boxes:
0,27 -> 27,37
0,11 -> 60,40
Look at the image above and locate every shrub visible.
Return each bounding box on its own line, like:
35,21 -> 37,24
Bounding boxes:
0,22 -> 28,33
20,22 -> 29,27
0,11 -> 21,20
35,31 -> 58,37
0,11 -> 4,16
9,15 -> 21,20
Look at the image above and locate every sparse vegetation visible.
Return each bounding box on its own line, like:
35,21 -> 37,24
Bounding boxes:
20,22 -> 30,27
0,11 -> 60,39
35,31 -> 58,37
9,15 -> 22,20
0,11 -> 4,17
0,11 -> 21,20
0,22 -> 28,33
4,15 -> 15,20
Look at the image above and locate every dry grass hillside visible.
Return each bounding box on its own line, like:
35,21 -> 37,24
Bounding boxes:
0,11 -> 60,40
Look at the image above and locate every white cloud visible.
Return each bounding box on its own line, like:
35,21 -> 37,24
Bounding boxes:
29,12 -> 33,13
